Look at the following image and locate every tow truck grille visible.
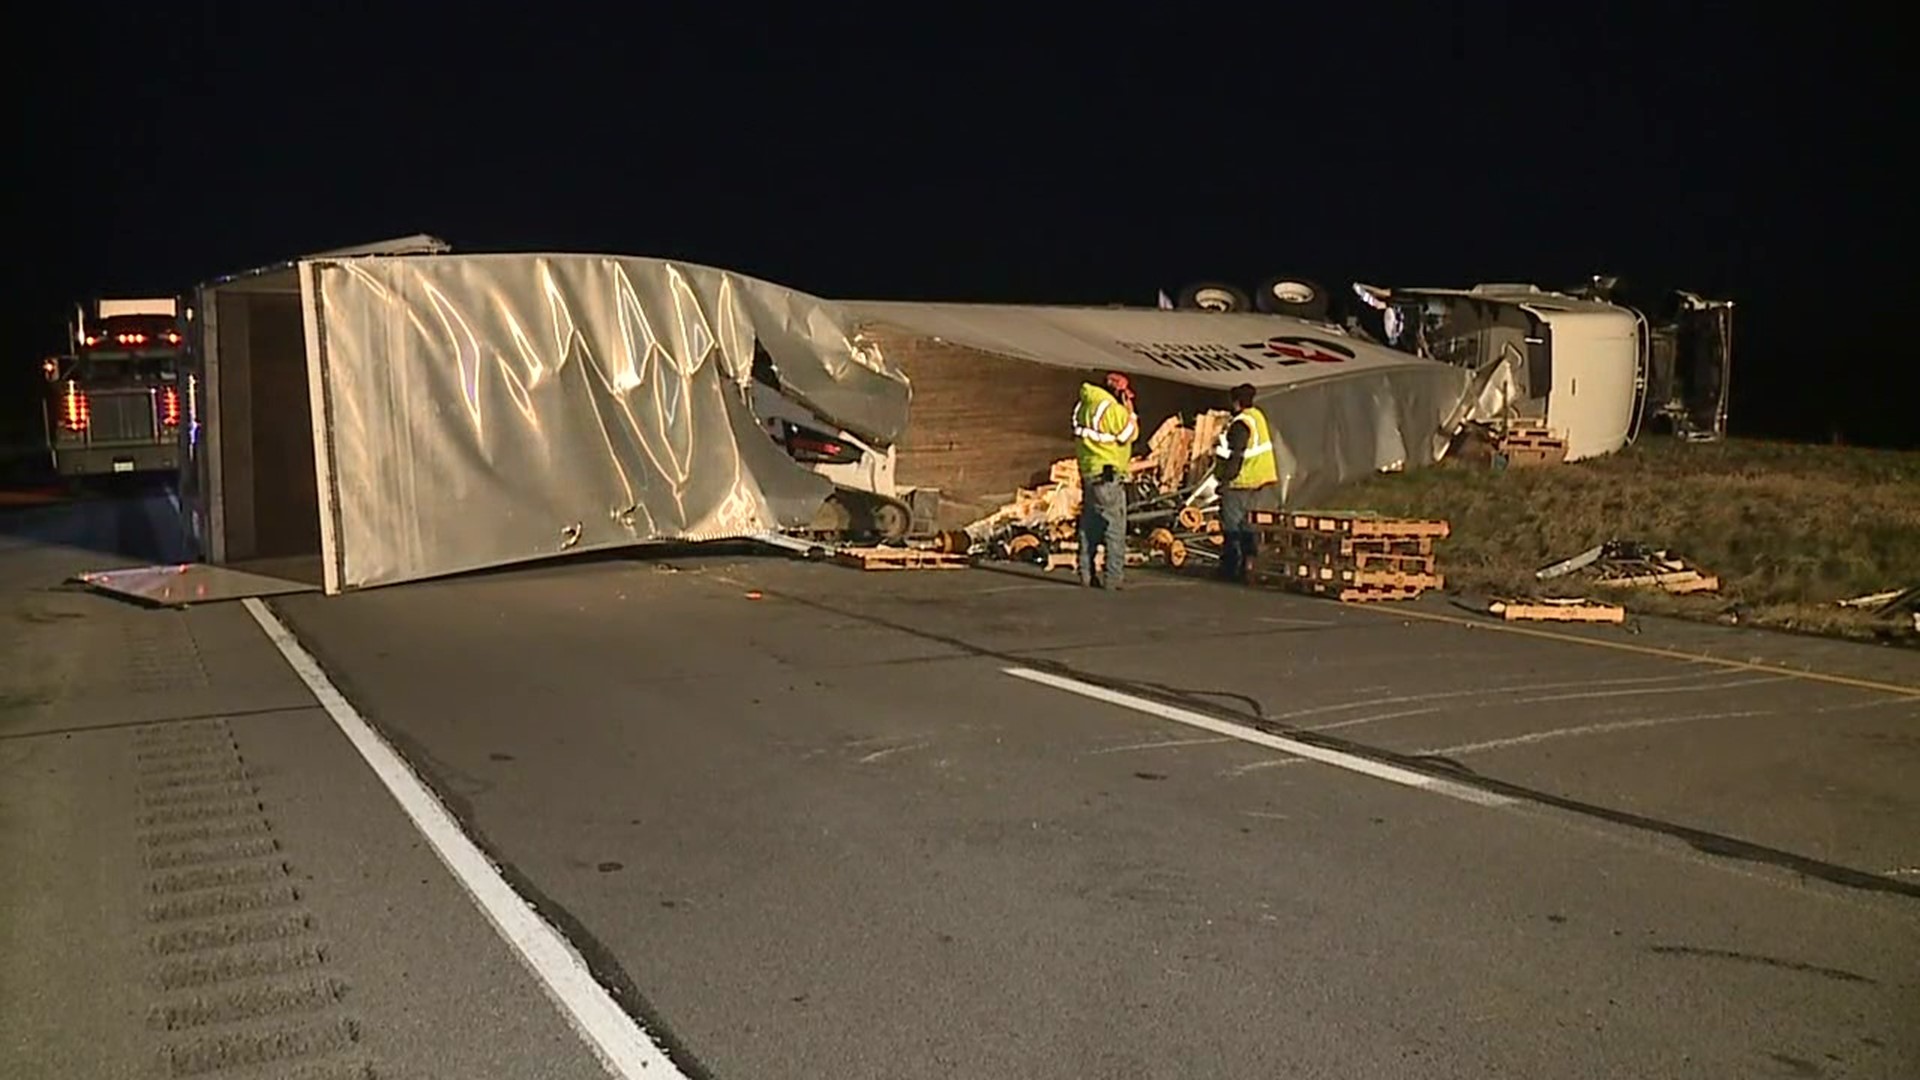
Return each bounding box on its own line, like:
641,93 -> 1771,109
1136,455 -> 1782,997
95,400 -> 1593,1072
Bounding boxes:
89,390 -> 158,442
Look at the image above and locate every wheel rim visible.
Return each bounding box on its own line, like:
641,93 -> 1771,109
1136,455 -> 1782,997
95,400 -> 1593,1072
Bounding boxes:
873,503 -> 909,537
1193,288 -> 1238,312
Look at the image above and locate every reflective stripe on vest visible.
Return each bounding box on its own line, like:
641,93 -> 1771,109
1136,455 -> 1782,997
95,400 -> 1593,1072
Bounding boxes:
1214,413 -> 1272,459
1218,407 -> 1279,489
1074,384 -> 1136,477
1073,397 -> 1137,444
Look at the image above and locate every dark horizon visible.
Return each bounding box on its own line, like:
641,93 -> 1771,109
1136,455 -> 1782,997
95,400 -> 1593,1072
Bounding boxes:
9,4 -> 1909,450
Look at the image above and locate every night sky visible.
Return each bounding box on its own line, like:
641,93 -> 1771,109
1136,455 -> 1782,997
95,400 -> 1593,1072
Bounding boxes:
10,4 -> 1908,448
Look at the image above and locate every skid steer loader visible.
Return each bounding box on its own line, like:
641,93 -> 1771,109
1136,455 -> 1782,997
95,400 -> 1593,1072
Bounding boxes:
746,345 -> 916,542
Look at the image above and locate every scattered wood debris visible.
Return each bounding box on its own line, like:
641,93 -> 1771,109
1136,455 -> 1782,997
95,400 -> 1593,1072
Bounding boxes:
962,458 -> 1082,544
1837,586 -> 1919,613
965,410 -> 1232,565
1836,585 -> 1920,634
832,546 -> 972,571
1536,540 -> 1721,595
1489,597 -> 1626,623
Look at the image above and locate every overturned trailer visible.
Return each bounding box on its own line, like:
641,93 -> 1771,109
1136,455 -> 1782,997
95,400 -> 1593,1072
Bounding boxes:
850,301 -> 1472,520
125,243 -> 1483,600
176,244 -> 910,595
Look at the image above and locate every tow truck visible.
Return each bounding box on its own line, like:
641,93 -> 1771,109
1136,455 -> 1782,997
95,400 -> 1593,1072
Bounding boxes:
42,297 -> 189,480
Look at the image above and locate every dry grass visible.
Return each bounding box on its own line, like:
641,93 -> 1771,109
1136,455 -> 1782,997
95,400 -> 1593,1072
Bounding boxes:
1322,437 -> 1920,644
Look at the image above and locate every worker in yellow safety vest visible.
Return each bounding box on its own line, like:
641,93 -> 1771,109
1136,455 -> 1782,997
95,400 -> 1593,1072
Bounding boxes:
1071,371 -> 1138,589
1214,382 -> 1278,583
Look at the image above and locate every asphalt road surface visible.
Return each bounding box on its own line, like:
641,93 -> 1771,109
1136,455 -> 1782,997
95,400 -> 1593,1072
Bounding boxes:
4,487 -> 1917,1079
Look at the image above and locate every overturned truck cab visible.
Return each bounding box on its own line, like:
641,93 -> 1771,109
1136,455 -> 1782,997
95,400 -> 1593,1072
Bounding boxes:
1357,283 -> 1645,461
1355,278 -> 1734,456
1571,276 -> 1732,442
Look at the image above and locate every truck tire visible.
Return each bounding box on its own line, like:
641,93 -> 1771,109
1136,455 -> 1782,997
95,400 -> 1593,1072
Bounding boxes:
1254,276 -> 1330,322
1176,282 -> 1254,314
868,497 -> 911,542
818,488 -> 913,542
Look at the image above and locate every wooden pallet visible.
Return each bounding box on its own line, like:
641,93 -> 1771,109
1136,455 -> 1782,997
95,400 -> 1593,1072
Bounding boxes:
1489,597 -> 1624,623
1042,547 -> 1150,572
1496,427 -> 1568,467
1500,445 -> 1567,468
1499,427 -> 1564,449
1252,510 -> 1451,540
1331,585 -> 1427,603
1259,541 -> 1438,568
1264,537 -> 1438,561
1267,564 -> 1445,590
1349,551 -> 1436,573
833,546 -> 972,571
1251,572 -> 1430,603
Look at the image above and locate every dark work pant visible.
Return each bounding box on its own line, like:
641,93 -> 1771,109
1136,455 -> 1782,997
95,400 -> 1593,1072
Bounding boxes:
1078,477 -> 1127,587
1218,487 -> 1257,582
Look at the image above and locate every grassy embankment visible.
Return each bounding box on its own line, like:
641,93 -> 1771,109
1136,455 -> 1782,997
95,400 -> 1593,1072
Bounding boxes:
1322,437 -> 1920,643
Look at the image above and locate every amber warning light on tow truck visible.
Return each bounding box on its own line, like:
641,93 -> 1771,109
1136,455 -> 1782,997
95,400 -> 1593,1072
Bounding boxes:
78,330 -> 183,348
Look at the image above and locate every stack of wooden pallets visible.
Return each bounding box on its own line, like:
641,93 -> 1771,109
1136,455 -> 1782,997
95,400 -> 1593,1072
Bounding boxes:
1248,510 -> 1449,602
1496,426 -> 1568,467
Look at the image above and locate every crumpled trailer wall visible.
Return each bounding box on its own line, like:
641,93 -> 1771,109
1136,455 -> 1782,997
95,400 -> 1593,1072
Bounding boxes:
183,252 -> 909,594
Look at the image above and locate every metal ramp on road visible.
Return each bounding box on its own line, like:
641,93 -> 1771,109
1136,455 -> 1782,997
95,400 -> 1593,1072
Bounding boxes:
72,562 -> 319,607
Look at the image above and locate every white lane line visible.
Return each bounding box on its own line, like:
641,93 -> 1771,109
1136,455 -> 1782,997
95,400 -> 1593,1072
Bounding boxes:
1267,668 -> 1749,723
1505,675 -> 1788,706
858,741 -> 930,764
243,598 -> 685,1080
1305,705 -> 1444,733
1005,667 -> 1514,807
1091,736 -> 1235,755
1422,710 -> 1773,757
1224,758 -> 1308,777
1814,695 -> 1920,715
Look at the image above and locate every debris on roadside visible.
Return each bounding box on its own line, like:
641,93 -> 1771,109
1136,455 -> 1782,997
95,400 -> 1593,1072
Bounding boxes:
832,546 -> 972,571
1245,510 -> 1450,603
1536,540 -> 1721,595
1488,597 -> 1626,623
1836,585 -> 1920,633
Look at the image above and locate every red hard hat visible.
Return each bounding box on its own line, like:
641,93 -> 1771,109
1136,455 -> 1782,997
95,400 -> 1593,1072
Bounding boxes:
1104,371 -> 1132,394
